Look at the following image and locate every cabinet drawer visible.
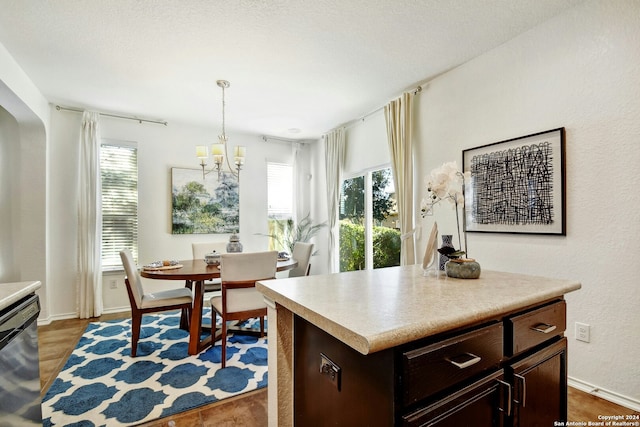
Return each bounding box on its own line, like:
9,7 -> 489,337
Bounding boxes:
402,322 -> 503,406
506,300 -> 566,356
402,370 -> 506,427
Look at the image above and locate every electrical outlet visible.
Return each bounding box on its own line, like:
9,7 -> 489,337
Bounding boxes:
575,322 -> 590,343
109,279 -> 117,289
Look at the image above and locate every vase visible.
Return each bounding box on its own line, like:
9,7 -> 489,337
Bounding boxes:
226,233 -> 243,253
422,245 -> 439,276
445,258 -> 481,279
438,235 -> 454,271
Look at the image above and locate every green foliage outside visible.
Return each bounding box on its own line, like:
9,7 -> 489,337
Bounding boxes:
340,221 -> 365,271
373,225 -> 402,268
339,220 -> 401,271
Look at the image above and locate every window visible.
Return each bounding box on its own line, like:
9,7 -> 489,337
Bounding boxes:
339,167 -> 400,271
101,142 -> 138,270
267,162 -> 293,252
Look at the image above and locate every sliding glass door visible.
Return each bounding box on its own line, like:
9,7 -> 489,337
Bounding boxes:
339,168 -> 400,272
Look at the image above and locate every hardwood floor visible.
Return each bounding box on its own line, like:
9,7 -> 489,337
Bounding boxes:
39,313 -> 638,426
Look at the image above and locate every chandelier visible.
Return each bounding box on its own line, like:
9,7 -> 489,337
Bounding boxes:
196,80 -> 245,181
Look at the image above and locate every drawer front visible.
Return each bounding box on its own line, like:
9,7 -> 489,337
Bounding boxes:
402,370 -> 506,427
402,322 -> 503,406
507,300 -> 566,356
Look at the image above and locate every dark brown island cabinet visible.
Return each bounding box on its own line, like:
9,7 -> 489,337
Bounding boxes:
295,299 -> 567,426
256,267 -> 580,427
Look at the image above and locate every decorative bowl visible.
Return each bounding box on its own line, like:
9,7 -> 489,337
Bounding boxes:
204,251 -> 221,266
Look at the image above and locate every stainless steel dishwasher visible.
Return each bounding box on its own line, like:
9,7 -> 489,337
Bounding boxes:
0,293 -> 42,426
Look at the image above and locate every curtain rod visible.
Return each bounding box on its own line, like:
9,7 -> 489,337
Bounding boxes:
262,135 -> 316,144
326,85 -> 422,136
55,105 -> 168,126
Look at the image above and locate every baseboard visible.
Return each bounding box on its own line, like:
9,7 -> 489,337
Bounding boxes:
569,377 -> 640,412
37,312 -> 76,326
37,307 -> 130,326
102,306 -> 130,315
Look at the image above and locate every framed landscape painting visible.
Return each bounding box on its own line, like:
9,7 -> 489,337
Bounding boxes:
171,167 -> 239,234
462,128 -> 566,235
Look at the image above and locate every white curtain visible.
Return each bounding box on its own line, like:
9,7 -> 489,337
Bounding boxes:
292,142 -> 305,223
385,92 -> 416,266
77,111 -> 103,318
324,128 -> 345,273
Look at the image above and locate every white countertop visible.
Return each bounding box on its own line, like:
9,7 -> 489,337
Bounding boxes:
0,281 -> 41,311
257,265 -> 581,355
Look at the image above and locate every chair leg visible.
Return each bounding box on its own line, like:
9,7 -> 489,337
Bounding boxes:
221,318 -> 228,368
212,310 -> 217,341
180,307 -> 191,330
260,316 -> 265,338
131,312 -> 142,357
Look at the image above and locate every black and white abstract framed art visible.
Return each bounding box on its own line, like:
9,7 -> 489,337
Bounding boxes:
462,127 -> 566,235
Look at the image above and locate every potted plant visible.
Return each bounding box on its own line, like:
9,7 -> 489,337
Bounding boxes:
421,161 -> 481,279
259,213 -> 327,255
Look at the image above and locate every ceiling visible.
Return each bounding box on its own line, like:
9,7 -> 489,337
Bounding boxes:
0,0 -> 583,140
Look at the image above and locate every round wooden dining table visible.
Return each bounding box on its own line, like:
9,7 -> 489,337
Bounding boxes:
141,258 -> 298,355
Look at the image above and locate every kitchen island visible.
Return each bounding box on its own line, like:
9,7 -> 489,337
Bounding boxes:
256,265 -> 581,426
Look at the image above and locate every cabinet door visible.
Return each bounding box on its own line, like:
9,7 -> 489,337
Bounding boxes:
402,370 -> 508,427
294,316 -> 396,426
509,338 -> 567,427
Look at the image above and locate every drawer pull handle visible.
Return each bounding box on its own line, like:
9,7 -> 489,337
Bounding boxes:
530,323 -> 557,334
447,352 -> 481,369
497,379 -> 512,416
514,374 -> 527,407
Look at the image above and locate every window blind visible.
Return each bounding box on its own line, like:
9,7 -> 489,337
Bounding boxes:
267,163 -> 293,219
101,143 -> 138,270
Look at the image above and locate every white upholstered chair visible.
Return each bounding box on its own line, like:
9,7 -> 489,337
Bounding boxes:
289,242 -> 314,277
119,249 -> 193,357
192,242 -> 227,292
211,250 -> 278,368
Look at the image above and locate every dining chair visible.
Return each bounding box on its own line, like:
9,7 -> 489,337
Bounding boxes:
120,249 -> 194,357
192,242 -> 227,292
211,250 -> 278,368
288,242 -> 314,277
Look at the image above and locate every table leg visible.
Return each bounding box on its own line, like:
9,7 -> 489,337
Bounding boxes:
188,279 -> 212,355
180,280 -> 193,330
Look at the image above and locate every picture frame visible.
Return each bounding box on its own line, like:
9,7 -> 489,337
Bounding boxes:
462,127 -> 566,235
171,167 -> 239,234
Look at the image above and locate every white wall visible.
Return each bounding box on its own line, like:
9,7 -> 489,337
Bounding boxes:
0,107 -> 19,281
412,0 -> 639,405
48,109 -> 297,316
0,41 -> 50,319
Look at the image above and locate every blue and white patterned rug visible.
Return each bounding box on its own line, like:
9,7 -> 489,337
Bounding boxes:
42,309 -> 267,426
